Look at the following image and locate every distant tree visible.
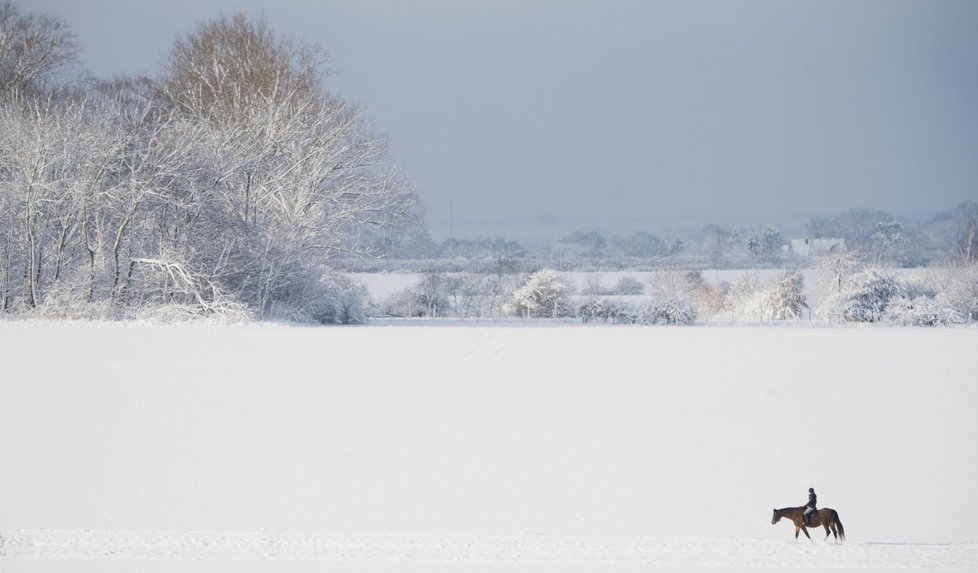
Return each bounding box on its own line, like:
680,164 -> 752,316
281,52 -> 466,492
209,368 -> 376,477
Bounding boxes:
805,214 -> 838,239
833,208 -> 894,253
700,226 -> 734,267
439,237 -> 524,259
914,202 -> 978,265
746,234 -> 761,259
507,268 -> 572,318
417,270 -> 449,317
611,231 -> 664,258
614,276 -> 645,295
670,238 -> 685,256
953,202 -> 978,264
870,221 -> 910,264
747,226 -> 785,264
582,274 -> 611,297
444,273 -> 483,318
558,230 -> 607,259
762,227 -> 785,256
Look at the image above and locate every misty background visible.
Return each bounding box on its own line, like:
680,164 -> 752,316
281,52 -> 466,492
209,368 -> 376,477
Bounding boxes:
26,0 -> 978,242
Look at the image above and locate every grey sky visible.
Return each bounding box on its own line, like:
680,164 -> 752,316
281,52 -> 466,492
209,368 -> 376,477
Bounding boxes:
26,0 -> 978,241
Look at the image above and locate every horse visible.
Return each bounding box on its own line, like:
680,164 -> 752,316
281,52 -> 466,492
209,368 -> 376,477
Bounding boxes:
771,506 -> 846,543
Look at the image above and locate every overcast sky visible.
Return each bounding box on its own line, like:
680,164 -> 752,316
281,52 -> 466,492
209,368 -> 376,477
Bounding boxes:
27,0 -> 978,240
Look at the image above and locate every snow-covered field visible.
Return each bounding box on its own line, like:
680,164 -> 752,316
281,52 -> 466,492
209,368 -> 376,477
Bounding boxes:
2,322 -> 976,572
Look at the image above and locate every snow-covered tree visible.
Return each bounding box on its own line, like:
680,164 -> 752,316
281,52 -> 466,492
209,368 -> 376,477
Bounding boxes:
610,231 -> 663,258
696,282 -> 729,320
747,226 -> 785,264
870,221 -> 910,265
767,270 -> 808,320
648,267 -> 701,301
728,270 -> 766,321
507,268 -> 572,318
924,261 -> 978,323
417,270 -> 449,317
0,1 -> 79,98
0,8 -> 417,322
833,208 -> 896,253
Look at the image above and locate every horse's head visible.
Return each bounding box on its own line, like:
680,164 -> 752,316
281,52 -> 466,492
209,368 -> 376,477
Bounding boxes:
771,509 -> 781,525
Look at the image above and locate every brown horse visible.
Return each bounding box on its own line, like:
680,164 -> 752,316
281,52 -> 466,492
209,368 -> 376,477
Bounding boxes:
771,506 -> 846,543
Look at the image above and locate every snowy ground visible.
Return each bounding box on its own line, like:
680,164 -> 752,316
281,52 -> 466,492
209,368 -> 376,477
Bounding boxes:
1,322 -> 976,572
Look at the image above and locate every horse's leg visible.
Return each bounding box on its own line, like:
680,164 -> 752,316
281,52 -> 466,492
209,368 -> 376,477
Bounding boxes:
794,526 -> 800,540
800,526 -> 812,543
823,524 -> 831,541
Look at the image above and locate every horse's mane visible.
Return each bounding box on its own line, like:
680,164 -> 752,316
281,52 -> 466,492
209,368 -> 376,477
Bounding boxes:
775,506 -> 804,513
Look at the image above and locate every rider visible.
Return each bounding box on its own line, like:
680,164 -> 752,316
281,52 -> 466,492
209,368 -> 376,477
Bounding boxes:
803,488 -> 817,526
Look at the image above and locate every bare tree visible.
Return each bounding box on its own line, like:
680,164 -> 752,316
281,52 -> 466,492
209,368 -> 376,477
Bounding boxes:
152,12 -> 416,318
0,1 -> 78,99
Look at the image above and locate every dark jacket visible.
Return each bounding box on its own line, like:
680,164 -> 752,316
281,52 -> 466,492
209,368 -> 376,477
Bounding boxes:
805,491 -> 817,510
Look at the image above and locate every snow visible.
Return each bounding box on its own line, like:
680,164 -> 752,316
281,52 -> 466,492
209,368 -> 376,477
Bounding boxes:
1,322 -> 976,572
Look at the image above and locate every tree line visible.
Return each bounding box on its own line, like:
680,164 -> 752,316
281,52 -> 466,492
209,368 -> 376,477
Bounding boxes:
0,4 -> 416,321
350,203 -> 978,272
375,255 -> 978,327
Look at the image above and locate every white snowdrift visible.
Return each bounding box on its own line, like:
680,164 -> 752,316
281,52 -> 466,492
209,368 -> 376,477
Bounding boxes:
1,322 -> 976,572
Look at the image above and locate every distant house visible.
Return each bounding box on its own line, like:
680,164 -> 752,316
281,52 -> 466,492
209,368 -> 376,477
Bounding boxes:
788,238 -> 846,260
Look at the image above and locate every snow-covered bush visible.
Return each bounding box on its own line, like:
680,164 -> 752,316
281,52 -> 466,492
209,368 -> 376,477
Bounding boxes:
29,267 -> 116,320
307,270 -> 368,324
507,268 -> 572,318
947,266 -> 978,321
925,263 -> 978,323
885,294 -> 964,326
579,298 -> 635,324
634,298 -> 697,325
838,268 -> 903,323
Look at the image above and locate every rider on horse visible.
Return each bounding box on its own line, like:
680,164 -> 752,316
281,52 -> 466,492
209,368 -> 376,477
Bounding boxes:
803,488 -> 817,526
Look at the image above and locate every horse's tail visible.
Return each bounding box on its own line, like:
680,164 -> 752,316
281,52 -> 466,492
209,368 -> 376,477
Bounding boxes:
834,511 -> 845,542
